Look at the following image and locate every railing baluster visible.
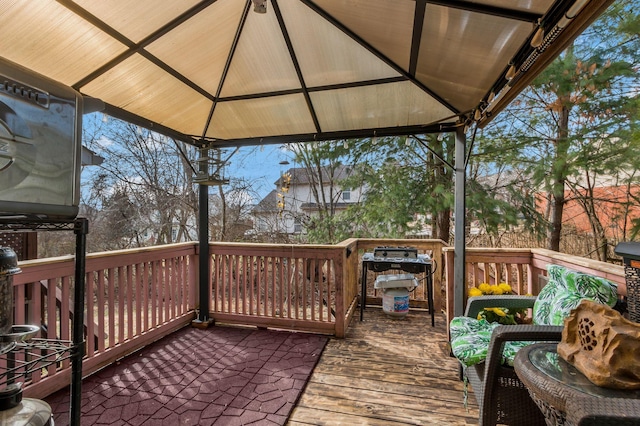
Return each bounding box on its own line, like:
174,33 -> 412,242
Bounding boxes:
108,268 -> 116,348
234,255 -> 240,314
157,260 -> 163,325
302,258 -> 308,321
151,261 -> 157,328
249,256 -> 255,315
213,254 -> 219,313
262,256 -> 267,317
135,263 -> 142,335
163,259 -> 169,323
242,255 -> 248,315
516,264 -> 525,294
143,262 -> 149,333
318,260 -> 323,322
256,256 -> 266,315
61,276 -> 71,368
292,257 -> 300,319
311,259 -> 317,321
127,264 -> 133,340
176,257 -> 183,316
326,260 -> 332,321
97,270 -> 105,352
287,256 -> 292,319
46,278 -> 56,377
15,284 -> 25,324
224,255 -> 230,314
165,259 -> 170,320
32,280 -> 41,383
278,256 -> 284,318
118,266 -> 125,343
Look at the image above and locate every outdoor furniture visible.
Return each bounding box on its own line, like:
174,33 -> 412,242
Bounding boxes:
514,343 -> 640,426
449,264 -> 620,426
454,296 -> 562,426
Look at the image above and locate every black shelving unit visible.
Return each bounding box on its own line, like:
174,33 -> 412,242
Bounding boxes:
0,217 -> 87,426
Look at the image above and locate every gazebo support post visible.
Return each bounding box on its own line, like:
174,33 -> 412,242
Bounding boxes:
453,126 -> 467,317
193,183 -> 214,328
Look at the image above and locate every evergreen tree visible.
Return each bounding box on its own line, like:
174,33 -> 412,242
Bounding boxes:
475,1 -> 640,256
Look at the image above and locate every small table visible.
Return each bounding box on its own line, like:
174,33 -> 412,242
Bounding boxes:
360,252 -> 434,326
514,343 -> 640,426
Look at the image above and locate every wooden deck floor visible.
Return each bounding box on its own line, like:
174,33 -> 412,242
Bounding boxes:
288,308 -> 479,425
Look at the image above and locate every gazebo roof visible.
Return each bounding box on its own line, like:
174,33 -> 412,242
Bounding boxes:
0,0 -> 613,146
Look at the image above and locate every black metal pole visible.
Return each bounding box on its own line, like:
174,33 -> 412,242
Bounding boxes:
454,126 -> 467,317
197,184 -> 210,322
70,218 -> 88,426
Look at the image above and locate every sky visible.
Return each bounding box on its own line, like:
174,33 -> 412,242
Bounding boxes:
82,113 -> 291,205
217,144 -> 289,203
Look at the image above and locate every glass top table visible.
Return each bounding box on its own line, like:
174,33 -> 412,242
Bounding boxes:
514,343 -> 640,425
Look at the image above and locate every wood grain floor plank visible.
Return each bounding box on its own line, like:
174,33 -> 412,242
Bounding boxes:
288,308 -> 479,425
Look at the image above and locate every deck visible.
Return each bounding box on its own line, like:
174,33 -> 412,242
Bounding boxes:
13,241 -> 627,424
44,308 -> 477,425
288,308 -> 479,425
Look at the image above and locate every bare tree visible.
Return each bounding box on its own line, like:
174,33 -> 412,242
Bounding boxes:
82,116 -> 199,250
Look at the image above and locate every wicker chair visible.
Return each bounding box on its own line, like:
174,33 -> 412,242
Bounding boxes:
460,295 -> 563,426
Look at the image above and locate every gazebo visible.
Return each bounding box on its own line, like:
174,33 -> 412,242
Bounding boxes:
0,0 -> 614,351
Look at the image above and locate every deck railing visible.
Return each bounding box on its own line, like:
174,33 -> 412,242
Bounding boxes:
9,238 -> 629,400
443,247 -> 627,326
12,243 -> 197,399
206,239 -> 446,337
207,240 -> 359,337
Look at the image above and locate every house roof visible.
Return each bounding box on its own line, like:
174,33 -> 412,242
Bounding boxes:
0,1 -> 614,147
253,189 -> 279,213
275,164 -> 353,186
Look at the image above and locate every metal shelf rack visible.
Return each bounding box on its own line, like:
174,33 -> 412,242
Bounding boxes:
1,339 -> 73,387
0,217 -> 87,426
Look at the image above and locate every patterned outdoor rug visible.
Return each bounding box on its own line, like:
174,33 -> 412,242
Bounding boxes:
46,325 -> 328,425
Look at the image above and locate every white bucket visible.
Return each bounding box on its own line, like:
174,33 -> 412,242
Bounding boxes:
381,287 -> 410,318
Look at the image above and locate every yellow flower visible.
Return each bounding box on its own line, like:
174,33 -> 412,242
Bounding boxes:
498,283 -> 512,294
469,287 -> 483,297
478,283 -> 492,294
490,285 -> 503,295
490,307 -> 507,317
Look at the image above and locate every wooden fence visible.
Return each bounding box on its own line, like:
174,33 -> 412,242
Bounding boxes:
11,243 -> 197,399
207,241 -> 357,337
443,247 -> 627,326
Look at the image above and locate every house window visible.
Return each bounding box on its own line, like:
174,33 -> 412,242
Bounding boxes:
294,218 -> 302,233
343,188 -> 351,201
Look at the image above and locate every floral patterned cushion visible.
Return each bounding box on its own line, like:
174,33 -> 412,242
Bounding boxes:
533,265 -> 618,326
532,275 -> 563,325
450,265 -> 618,368
449,316 -> 531,368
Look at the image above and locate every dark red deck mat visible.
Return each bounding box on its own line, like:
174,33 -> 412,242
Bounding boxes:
45,326 -> 328,425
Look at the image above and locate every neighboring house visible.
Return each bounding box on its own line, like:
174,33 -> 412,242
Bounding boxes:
252,165 -> 362,236
550,184 -> 640,240
251,190 -> 282,235
476,168 -> 640,241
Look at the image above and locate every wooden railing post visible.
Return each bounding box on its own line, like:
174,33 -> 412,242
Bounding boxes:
443,247 -> 455,328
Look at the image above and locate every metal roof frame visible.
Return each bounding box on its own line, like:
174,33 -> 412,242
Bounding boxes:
0,0 -> 614,147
